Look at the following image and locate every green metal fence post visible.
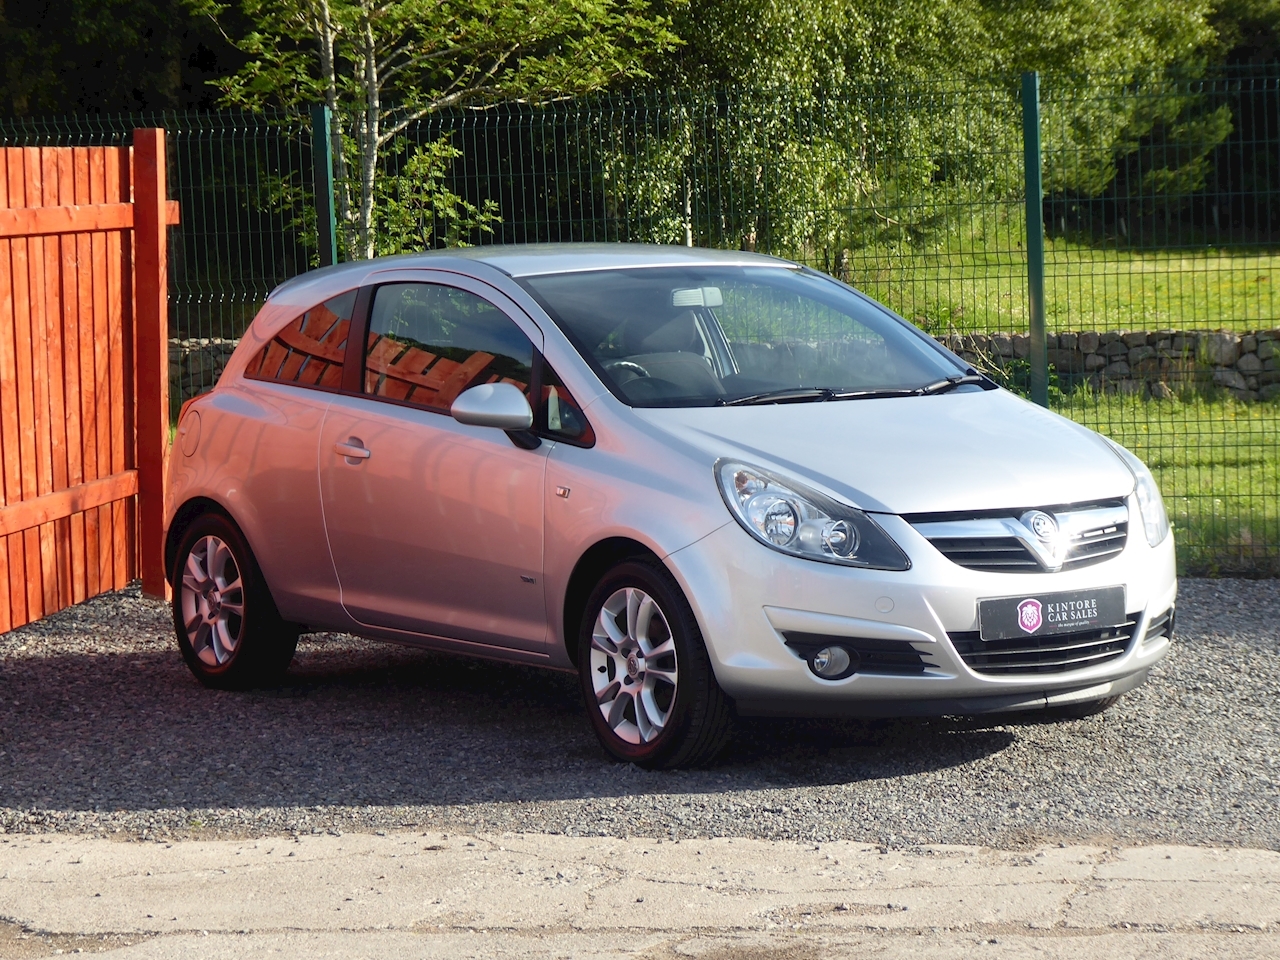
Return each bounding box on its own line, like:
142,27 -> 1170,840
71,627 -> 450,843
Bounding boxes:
311,104 -> 338,267
1021,71 -> 1048,408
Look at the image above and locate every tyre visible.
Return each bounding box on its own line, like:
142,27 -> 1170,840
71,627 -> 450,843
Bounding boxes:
171,512 -> 298,690
1046,695 -> 1122,720
578,559 -> 733,769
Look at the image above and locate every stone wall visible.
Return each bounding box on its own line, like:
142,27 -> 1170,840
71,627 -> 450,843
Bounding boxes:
170,338 -> 240,406
934,329 -> 1280,401
170,329 -> 1280,405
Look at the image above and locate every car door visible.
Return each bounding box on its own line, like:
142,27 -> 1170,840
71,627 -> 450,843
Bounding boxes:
318,275 -> 550,652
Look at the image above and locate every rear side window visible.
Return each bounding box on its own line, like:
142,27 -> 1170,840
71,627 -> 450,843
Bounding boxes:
246,290 -> 356,388
363,283 -> 534,412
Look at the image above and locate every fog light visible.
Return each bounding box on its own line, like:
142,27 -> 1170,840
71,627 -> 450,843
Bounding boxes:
809,645 -> 854,679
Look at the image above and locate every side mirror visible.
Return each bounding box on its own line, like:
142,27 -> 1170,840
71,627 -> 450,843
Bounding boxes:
450,382 -> 534,431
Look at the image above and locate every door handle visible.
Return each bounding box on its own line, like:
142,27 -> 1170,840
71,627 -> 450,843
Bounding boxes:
334,438 -> 371,461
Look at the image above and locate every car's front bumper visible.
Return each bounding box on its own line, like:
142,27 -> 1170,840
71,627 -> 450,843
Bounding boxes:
664,493 -> 1177,717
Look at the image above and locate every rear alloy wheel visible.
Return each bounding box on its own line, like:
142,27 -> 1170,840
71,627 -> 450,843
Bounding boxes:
173,513 -> 298,690
579,560 -> 732,768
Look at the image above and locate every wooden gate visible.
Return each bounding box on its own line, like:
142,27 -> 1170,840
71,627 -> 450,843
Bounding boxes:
0,130 -> 177,633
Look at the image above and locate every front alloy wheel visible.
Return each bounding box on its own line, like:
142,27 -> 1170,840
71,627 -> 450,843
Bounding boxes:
590,586 -> 680,744
578,560 -> 732,768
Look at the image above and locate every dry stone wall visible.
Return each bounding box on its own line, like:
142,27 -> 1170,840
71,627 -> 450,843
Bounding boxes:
935,329 -> 1280,401
170,338 -> 240,406
171,329 -> 1280,405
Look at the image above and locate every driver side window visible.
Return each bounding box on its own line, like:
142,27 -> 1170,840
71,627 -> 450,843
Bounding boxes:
363,283 -> 534,412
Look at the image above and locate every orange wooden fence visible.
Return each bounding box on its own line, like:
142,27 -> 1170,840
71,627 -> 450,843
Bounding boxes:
0,130 -> 177,633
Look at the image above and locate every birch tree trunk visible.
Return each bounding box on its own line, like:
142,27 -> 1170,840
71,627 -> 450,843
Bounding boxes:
310,0 -> 357,256
357,1 -> 380,259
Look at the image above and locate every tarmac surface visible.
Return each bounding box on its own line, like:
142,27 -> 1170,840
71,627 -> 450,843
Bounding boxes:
1,831 -> 1277,958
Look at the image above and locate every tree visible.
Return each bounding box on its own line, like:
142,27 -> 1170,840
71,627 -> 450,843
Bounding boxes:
0,0 -> 244,116
612,0 -> 1230,260
657,0 -> 1220,90
196,0 -> 680,258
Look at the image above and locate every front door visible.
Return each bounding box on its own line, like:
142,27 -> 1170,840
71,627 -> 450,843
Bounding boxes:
318,277 -> 549,651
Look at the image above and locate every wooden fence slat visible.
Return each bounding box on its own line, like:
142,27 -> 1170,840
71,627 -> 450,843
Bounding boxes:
10,149 -> 44,622
72,148 -> 100,601
40,148 -> 70,608
88,147 -> 113,594
28,149 -> 61,613
56,148 -> 86,604
106,146 -> 130,590
0,152 -> 12,631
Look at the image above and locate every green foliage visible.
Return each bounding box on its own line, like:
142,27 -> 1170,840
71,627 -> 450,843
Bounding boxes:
372,137 -> 501,254
206,0 -> 680,112
659,0 -> 1217,90
584,1 -> 1243,267
200,0 -> 680,258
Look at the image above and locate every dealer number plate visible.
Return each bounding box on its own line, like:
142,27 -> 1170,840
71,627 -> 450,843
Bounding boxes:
978,586 -> 1126,642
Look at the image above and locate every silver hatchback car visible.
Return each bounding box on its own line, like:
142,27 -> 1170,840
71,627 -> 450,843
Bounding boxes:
166,244 -> 1176,768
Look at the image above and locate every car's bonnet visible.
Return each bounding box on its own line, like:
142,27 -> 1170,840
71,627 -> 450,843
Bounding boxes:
633,388 -> 1134,515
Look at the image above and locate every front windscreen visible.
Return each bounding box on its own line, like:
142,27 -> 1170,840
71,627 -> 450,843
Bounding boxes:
520,266 -> 970,407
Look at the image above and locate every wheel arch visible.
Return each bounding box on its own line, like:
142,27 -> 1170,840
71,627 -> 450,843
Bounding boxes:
561,536 -> 662,666
165,496 -> 240,587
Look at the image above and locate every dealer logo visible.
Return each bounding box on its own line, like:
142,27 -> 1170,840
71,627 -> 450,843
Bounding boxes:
1017,598 -> 1043,633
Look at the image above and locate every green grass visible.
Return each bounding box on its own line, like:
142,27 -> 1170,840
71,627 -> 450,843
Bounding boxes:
844,232 -> 1280,336
1055,394 -> 1280,575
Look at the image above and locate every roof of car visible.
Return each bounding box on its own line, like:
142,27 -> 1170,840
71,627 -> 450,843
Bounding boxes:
446,243 -> 794,277
267,243 -> 795,303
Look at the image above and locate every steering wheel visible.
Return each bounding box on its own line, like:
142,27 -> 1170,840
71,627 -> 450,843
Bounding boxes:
603,359 -> 651,380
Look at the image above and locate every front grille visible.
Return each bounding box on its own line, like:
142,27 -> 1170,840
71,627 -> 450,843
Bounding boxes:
949,614 -> 1139,675
910,500 -> 1129,573
929,537 -> 1039,572
782,633 -> 936,675
1061,522 -> 1128,568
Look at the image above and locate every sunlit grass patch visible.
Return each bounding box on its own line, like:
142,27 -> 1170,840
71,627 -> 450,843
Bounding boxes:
1056,393 -> 1280,575
844,229 -> 1280,336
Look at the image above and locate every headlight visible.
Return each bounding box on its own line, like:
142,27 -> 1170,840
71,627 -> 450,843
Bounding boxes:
715,460 -> 910,570
1105,440 -> 1171,547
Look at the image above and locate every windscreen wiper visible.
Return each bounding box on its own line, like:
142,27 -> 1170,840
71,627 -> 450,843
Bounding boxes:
916,373 -> 990,395
720,375 -> 989,406
719,388 -> 834,406
828,387 -> 920,400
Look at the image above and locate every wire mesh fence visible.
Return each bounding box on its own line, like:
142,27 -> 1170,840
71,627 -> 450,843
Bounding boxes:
2,69 -> 1277,574
0,109 -> 315,388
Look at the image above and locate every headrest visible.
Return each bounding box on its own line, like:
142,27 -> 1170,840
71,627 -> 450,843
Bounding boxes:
637,311 -> 702,354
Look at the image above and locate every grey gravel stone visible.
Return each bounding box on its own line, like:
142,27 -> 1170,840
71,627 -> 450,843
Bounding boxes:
0,579 -> 1277,849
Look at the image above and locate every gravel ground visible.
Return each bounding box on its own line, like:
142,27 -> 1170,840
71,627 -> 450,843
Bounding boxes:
0,579 -> 1276,849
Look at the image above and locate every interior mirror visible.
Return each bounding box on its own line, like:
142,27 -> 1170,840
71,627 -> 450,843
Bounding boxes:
672,286 -> 723,307
450,382 -> 534,430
